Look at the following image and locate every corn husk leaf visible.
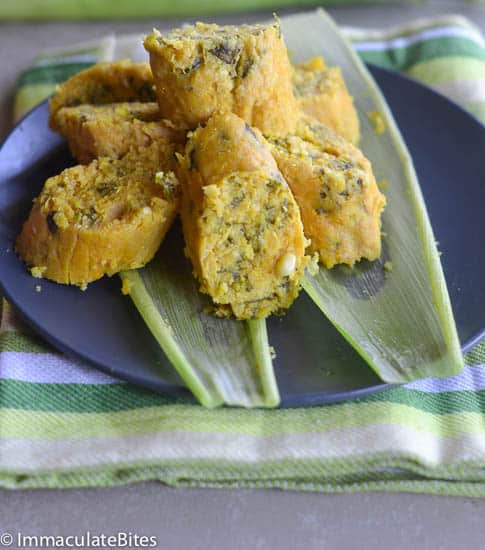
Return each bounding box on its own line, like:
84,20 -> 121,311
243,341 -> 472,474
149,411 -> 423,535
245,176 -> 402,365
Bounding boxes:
0,1 -> 384,20
120,228 -> 279,408
281,9 -> 463,383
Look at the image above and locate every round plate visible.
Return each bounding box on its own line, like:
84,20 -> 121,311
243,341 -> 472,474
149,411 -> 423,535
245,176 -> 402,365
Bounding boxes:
0,65 -> 484,407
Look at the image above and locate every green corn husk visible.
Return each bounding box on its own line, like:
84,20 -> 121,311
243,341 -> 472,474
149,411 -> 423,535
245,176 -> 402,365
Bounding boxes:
0,1 -> 404,20
281,9 -> 463,383
120,229 -> 279,408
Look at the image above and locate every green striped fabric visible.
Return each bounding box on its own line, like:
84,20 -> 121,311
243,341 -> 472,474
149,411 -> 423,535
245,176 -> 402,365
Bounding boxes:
2,11 -> 485,494
346,15 -> 485,123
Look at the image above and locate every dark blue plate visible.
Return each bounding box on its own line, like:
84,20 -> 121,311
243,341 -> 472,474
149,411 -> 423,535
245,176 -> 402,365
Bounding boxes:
0,65 -> 484,407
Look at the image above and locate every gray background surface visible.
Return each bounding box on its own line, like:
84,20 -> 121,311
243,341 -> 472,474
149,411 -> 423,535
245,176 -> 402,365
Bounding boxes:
1,2 -> 485,548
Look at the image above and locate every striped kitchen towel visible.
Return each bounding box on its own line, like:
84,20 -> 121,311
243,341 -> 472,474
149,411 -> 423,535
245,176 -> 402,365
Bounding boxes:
1,12 -> 485,494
